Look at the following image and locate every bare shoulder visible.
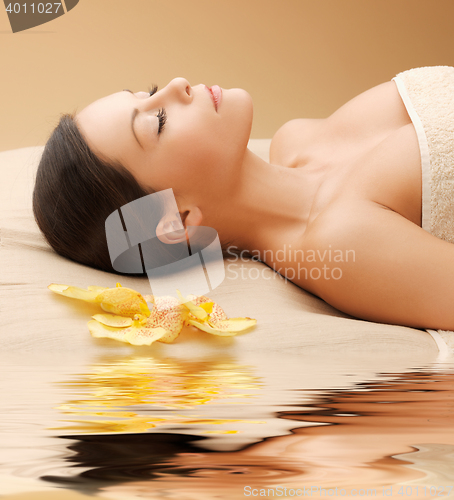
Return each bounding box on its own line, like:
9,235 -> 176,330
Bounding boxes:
296,200 -> 454,330
270,118 -> 325,168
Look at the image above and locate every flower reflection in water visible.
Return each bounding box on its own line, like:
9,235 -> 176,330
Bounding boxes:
52,356 -> 264,434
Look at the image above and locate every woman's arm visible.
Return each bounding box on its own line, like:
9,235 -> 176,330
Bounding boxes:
300,200 -> 454,330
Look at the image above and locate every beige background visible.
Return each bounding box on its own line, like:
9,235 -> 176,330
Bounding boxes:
0,0 -> 454,152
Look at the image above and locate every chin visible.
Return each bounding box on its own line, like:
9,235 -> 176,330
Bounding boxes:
230,87 -> 253,107
220,88 -> 253,151
232,88 -> 253,134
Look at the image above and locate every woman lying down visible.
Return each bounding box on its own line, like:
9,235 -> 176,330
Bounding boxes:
33,66 -> 454,331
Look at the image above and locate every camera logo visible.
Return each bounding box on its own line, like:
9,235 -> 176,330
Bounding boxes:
3,0 -> 79,33
105,189 -> 225,299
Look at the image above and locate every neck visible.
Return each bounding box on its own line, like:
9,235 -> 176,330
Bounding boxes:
208,148 -> 313,259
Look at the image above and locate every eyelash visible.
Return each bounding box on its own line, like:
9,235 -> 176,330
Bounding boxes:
148,84 -> 166,134
157,108 -> 167,134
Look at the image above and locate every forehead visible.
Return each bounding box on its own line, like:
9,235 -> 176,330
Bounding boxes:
77,91 -> 127,130
76,91 -> 133,163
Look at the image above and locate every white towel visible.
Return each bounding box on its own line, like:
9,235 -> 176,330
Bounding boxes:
425,329 -> 454,363
393,66 -> 454,243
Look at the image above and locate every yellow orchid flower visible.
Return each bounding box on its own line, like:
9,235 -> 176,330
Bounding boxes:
176,291 -> 257,336
48,282 -> 151,320
48,283 -> 256,346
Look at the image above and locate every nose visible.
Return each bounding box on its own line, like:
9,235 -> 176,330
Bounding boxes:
159,77 -> 192,103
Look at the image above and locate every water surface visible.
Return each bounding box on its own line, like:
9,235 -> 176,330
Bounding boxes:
1,351 -> 453,500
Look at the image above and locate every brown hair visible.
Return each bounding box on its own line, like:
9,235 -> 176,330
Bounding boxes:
33,114 -> 244,276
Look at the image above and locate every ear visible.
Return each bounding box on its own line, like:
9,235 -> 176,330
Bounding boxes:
156,207 -> 203,245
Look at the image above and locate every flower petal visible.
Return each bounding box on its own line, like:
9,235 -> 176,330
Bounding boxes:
200,302 -> 214,314
48,283 -> 104,302
187,294 -> 228,322
92,314 -> 133,328
87,286 -> 111,293
148,296 -> 186,343
188,317 -> 256,336
208,317 -> 257,332
88,319 -> 167,346
142,294 -> 155,307
97,285 -> 151,318
187,318 -> 238,336
88,320 -> 130,343
176,289 -> 208,320
185,294 -> 257,335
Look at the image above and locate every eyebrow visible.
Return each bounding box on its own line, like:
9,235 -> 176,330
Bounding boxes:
123,89 -> 144,150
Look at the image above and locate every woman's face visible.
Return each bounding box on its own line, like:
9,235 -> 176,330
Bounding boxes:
76,78 -> 253,200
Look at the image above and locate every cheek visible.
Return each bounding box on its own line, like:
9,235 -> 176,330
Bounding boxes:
170,127 -> 220,167
151,148 -> 204,192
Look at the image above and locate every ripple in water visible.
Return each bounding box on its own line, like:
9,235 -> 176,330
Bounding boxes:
33,366 -> 454,499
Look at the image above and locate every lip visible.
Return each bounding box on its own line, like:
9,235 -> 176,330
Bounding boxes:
205,85 -> 222,112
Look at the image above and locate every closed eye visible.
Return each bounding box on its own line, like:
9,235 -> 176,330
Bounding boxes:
123,86 -> 165,138
157,108 -> 167,134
